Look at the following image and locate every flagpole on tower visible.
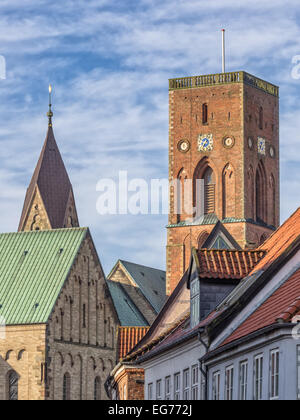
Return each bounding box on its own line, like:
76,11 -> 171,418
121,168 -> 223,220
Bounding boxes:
221,29 -> 226,73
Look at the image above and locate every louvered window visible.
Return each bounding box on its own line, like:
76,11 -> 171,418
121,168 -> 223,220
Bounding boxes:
204,167 -> 215,214
8,371 -> 18,401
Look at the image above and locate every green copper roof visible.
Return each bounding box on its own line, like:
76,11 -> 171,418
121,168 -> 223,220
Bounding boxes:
0,228 -> 87,325
106,279 -> 148,327
120,260 -> 166,314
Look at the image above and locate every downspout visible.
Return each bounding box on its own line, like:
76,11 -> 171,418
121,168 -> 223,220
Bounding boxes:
198,330 -> 209,401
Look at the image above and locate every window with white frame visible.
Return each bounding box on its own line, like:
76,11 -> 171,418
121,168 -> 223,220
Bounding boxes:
183,369 -> 190,400
174,373 -> 181,400
270,349 -> 279,400
297,345 -> 300,400
239,361 -> 248,400
190,278 -> 200,328
148,383 -> 153,400
225,366 -> 234,400
165,376 -> 171,400
254,354 -> 263,400
191,365 -> 199,400
156,379 -> 162,400
212,371 -> 221,400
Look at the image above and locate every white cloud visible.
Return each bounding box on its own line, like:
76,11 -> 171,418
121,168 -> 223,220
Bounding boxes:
0,0 -> 299,273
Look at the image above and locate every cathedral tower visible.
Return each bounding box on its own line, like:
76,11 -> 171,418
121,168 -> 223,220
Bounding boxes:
167,71 -> 279,294
18,90 -> 79,232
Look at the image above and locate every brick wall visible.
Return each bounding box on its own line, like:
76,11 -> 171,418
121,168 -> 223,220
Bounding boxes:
113,365 -> 144,400
0,324 -> 47,400
46,236 -> 119,400
167,77 -> 279,294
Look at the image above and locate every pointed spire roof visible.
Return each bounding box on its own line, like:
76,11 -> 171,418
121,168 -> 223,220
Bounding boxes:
18,123 -> 77,231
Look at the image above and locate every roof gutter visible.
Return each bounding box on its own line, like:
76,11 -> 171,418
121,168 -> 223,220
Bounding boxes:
202,323 -> 294,363
135,326 -> 203,365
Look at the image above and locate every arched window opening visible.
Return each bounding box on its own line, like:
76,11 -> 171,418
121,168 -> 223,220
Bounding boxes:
203,167 -> 215,214
7,371 -> 18,401
259,106 -> 263,130
198,231 -> 209,249
176,169 -> 188,223
193,158 -> 216,217
256,162 -> 267,224
94,377 -> 101,401
247,166 -> 255,220
222,163 -> 235,219
202,103 -> 208,124
270,175 -> 276,227
260,233 -> 268,245
63,373 -> 71,401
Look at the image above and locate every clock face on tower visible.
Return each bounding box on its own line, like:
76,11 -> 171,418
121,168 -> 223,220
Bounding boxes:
198,134 -> 213,152
258,137 -> 266,155
223,136 -> 235,149
177,139 -> 190,153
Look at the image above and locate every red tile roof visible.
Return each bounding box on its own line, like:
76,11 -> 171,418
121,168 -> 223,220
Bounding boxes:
221,267 -> 300,346
250,207 -> 300,276
277,297 -> 300,322
118,326 -> 149,359
18,126 -> 77,230
195,248 -> 266,279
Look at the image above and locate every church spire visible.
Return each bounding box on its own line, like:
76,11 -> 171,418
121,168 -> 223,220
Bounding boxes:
18,91 -> 80,232
47,84 -> 53,127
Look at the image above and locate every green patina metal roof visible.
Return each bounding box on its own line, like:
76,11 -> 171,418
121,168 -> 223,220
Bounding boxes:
0,228 -> 87,325
120,260 -> 166,314
106,279 -> 148,327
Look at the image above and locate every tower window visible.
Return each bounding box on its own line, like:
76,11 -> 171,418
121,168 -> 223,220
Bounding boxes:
63,373 -> 71,401
256,161 -> 267,224
204,167 -> 215,214
202,104 -> 208,124
259,106 -> 263,130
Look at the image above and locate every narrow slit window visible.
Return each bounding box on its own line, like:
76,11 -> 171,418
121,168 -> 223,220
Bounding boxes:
202,104 -> 208,124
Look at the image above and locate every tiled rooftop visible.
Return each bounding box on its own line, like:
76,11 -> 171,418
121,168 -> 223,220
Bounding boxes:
221,267 -> 300,346
195,248 -> 266,279
118,326 -> 149,359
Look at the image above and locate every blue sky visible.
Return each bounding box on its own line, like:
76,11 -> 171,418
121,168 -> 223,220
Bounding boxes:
0,0 -> 300,274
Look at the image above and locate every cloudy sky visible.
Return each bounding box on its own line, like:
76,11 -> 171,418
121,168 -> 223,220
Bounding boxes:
0,0 -> 299,274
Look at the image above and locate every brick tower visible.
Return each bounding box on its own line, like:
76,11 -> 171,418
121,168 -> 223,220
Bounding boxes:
18,93 -> 79,232
166,71 -> 279,294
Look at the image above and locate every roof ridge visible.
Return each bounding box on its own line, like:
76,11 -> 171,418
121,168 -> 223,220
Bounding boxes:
199,248 -> 266,253
120,259 -> 166,272
0,227 -> 88,236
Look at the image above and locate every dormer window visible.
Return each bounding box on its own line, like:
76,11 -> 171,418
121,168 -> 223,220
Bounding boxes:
190,277 -> 200,328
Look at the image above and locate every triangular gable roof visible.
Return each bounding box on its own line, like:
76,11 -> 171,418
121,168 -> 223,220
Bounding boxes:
0,228 -> 87,325
106,279 -> 149,327
18,126 -> 78,230
119,260 -> 166,314
202,221 -> 241,250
